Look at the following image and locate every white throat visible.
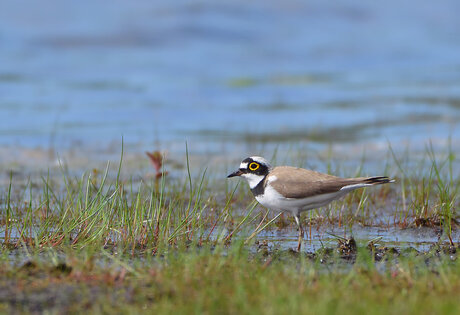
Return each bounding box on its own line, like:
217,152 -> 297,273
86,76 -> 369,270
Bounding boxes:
241,173 -> 265,189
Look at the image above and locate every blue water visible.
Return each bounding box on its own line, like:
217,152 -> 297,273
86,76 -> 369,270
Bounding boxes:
1,0 -> 460,156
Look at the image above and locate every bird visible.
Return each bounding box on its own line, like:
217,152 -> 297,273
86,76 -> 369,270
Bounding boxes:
227,156 -> 394,251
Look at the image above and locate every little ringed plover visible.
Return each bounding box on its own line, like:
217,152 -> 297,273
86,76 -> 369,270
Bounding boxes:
227,156 -> 394,251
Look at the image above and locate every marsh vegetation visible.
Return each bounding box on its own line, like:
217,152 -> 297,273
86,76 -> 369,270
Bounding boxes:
1,144 -> 459,313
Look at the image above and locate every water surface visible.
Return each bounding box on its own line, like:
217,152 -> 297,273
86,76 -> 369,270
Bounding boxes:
0,0 -> 460,159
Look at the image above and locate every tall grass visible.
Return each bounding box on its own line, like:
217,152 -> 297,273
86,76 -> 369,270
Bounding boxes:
1,143 -> 459,253
0,149 -> 259,254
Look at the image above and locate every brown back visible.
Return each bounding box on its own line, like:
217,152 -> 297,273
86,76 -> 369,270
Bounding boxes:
268,166 -> 373,198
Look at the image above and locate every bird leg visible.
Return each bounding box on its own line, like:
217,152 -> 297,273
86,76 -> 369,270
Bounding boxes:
294,214 -> 304,252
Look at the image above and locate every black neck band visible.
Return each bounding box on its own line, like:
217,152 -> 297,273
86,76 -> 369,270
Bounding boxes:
250,176 -> 266,197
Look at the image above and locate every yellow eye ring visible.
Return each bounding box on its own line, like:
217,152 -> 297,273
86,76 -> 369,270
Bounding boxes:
249,162 -> 259,171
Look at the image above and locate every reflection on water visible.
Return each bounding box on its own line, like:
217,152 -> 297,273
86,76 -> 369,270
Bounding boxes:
0,0 -> 460,157
258,225 -> 449,253
0,224 -> 451,255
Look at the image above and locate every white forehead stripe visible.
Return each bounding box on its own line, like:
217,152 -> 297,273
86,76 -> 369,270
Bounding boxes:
239,162 -> 248,169
249,156 -> 272,169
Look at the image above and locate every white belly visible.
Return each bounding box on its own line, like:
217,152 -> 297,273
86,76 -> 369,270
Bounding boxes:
255,185 -> 348,216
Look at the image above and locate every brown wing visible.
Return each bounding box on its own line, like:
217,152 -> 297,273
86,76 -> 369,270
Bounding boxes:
268,166 -> 380,199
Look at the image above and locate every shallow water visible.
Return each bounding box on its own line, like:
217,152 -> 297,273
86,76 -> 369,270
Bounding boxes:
258,225 -> 449,253
1,0 -> 460,158
0,223 -> 451,256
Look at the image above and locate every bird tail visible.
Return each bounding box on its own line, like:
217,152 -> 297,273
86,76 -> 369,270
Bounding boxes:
362,176 -> 395,185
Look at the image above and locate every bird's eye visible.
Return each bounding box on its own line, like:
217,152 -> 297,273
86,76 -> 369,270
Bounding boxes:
249,162 -> 259,171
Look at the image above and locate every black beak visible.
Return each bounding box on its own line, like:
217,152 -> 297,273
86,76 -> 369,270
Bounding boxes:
227,169 -> 243,178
